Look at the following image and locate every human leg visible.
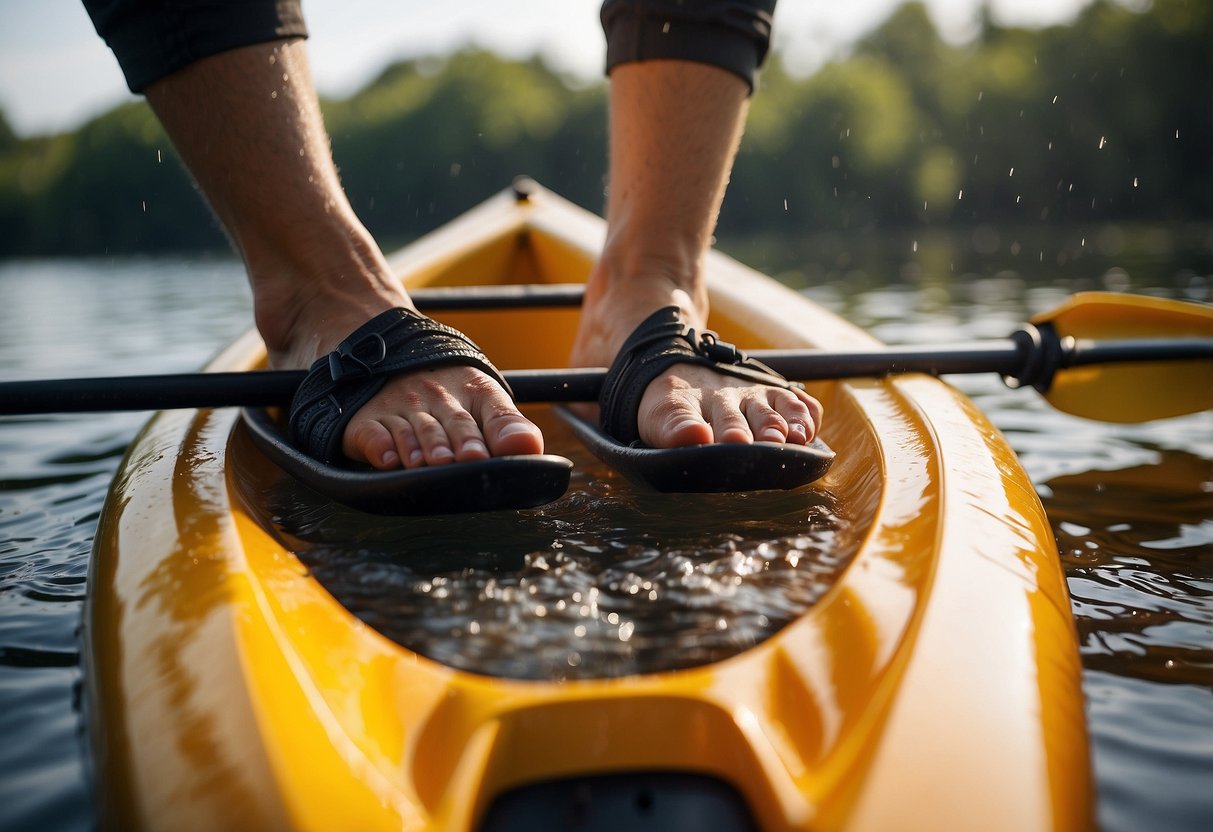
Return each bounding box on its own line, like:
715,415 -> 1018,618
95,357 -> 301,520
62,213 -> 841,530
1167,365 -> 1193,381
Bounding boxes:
139,40 -> 544,468
569,59 -> 823,448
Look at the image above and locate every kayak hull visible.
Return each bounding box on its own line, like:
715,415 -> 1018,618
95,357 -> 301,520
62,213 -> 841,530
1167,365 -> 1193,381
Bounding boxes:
86,184 -> 1092,830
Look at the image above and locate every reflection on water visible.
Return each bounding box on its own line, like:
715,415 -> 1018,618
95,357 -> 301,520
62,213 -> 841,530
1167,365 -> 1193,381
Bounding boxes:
1045,452 -> 1213,832
0,256 -> 1210,831
258,410 -> 844,681
0,258 -> 250,831
1049,453 -> 1213,686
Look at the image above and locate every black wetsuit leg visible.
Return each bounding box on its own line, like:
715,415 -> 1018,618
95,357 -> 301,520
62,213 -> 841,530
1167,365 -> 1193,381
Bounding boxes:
600,0 -> 778,92
81,0 -> 308,93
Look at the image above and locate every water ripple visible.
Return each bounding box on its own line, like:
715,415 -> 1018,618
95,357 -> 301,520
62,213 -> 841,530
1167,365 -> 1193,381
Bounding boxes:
1,259 -> 1210,830
276,466 -> 844,681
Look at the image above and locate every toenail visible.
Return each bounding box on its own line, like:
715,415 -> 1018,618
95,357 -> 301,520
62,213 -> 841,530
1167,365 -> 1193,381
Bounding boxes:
408,450 -> 424,466
432,446 -> 455,461
381,450 -> 399,466
464,439 -> 488,455
497,422 -> 536,439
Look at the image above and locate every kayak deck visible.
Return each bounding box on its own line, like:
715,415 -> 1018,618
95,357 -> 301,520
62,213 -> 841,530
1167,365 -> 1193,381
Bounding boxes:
86,184 -> 1092,830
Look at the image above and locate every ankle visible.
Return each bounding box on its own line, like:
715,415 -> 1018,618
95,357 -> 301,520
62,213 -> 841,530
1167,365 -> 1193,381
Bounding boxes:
589,248 -> 708,318
245,228 -> 406,363
572,258 -> 709,366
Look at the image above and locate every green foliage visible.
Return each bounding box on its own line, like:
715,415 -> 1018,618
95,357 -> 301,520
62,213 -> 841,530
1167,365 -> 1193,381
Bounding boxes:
724,0 -> 1212,238
323,51 -> 606,247
0,102 -> 221,255
0,0 -> 1207,256
0,111 -> 15,152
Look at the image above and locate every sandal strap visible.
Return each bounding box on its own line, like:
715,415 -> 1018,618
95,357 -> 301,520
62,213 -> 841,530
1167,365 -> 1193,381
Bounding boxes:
288,307 -> 510,464
599,305 -> 799,445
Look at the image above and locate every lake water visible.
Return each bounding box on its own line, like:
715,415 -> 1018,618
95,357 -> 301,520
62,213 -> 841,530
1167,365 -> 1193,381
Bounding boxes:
0,251 -> 1210,831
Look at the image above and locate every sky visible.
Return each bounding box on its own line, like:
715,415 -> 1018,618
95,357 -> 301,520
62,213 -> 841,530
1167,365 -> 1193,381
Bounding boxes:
0,0 -> 1110,138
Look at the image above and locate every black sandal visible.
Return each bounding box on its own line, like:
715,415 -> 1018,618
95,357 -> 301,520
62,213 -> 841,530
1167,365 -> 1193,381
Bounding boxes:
242,308 -> 572,514
558,306 -> 834,492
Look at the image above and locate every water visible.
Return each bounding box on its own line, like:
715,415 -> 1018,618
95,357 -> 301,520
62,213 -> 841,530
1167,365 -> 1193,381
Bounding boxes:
1,254 -> 1211,830
0,258 -> 253,831
249,408 -> 846,681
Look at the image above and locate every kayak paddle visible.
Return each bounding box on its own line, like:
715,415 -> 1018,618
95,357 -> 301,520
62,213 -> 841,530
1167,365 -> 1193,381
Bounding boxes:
0,292 -> 1208,423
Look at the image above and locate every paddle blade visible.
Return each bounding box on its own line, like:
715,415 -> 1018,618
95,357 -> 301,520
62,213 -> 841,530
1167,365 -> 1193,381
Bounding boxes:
1034,292 -> 1213,422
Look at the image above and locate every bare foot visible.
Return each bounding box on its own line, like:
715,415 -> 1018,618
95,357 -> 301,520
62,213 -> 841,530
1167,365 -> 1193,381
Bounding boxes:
255,260 -> 544,470
137,38 -> 544,471
569,273 -> 823,449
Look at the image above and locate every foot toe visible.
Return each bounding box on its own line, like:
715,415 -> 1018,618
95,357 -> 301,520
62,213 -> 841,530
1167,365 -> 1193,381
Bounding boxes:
640,396 -> 713,447
342,417 -> 401,469
486,417 -> 545,457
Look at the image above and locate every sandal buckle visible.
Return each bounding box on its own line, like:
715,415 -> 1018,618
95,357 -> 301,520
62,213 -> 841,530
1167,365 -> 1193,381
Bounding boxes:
329,332 -> 388,382
697,332 -> 746,365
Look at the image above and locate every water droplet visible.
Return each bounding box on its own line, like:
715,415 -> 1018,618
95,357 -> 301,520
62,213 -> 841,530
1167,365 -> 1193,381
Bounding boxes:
912,240 -> 918,253
1098,136 -> 1106,149
1009,167 -> 1014,177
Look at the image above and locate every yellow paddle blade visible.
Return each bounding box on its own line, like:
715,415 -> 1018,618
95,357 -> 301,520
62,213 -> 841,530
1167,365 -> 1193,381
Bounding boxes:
1034,292 -> 1213,423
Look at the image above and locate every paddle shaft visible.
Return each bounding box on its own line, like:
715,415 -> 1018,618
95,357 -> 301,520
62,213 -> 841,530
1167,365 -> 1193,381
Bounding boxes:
2,335 -> 1209,414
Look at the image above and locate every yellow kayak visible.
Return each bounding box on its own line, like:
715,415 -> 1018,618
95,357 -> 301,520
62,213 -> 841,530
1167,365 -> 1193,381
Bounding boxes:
86,183 -> 1093,830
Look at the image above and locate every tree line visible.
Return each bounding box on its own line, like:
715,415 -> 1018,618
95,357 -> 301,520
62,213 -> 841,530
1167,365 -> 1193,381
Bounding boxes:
0,0 -> 1208,257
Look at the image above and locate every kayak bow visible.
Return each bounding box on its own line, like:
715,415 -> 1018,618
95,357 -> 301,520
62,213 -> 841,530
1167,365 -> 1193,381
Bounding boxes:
85,183 -> 1093,830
